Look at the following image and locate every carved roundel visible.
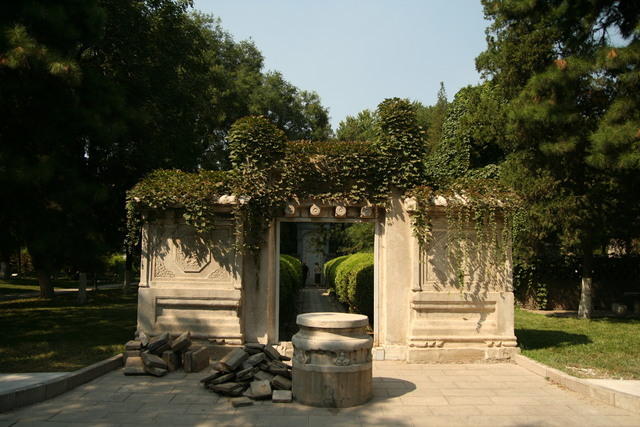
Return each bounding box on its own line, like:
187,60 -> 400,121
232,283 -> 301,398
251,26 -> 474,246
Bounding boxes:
335,205 -> 347,217
309,204 -> 321,216
175,234 -> 211,273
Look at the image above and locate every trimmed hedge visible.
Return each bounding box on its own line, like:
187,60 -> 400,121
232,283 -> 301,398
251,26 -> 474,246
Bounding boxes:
327,252 -> 374,321
323,254 -> 350,291
280,254 -> 303,310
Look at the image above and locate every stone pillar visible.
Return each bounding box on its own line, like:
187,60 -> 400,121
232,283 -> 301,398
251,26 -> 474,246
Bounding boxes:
292,313 -> 373,408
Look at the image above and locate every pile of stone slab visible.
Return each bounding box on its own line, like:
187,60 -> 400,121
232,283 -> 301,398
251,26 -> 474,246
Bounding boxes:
201,343 -> 293,407
123,331 -> 210,377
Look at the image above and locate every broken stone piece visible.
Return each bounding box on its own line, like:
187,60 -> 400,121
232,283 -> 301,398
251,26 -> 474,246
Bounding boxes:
249,380 -> 272,400
271,375 -> 292,390
147,332 -> 171,355
190,347 -> 210,372
123,356 -> 146,375
145,365 -> 168,377
231,397 -> 254,407
200,370 -> 225,384
125,340 -> 142,351
266,360 -> 290,377
253,370 -> 274,382
272,390 -> 292,403
142,352 -> 168,370
211,382 -> 245,397
124,350 -> 140,362
211,372 -> 236,385
162,350 -> 181,372
244,342 -> 265,352
236,367 -> 257,382
246,352 -> 266,366
263,345 -> 281,361
219,348 -> 249,371
138,331 -> 149,347
280,355 -> 292,362
212,360 -> 231,372
171,331 -> 191,352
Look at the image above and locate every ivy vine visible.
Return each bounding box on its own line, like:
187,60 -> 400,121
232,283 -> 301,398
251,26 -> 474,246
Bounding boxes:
126,100 -> 519,277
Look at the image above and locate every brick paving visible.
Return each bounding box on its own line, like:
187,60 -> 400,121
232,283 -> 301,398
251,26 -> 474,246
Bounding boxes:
1,362 -> 639,426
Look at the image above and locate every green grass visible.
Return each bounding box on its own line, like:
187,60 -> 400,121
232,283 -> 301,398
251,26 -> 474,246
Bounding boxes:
0,277 -> 83,294
0,289 -> 137,372
515,308 -> 640,379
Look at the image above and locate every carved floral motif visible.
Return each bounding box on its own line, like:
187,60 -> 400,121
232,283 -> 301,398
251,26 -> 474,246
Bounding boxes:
309,204 -> 321,216
334,351 -> 351,366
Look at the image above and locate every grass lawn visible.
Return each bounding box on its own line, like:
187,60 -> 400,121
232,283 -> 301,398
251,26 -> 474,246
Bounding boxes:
0,289 -> 137,372
0,277 -> 82,294
515,308 -> 640,379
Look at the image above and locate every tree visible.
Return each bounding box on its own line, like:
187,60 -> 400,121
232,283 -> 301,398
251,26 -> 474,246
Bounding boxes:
424,82 -> 448,150
249,71 -> 332,141
336,109 -> 378,141
477,0 -> 640,318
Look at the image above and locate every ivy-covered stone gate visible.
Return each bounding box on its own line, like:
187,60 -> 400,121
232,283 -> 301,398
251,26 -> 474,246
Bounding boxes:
130,98 -> 519,362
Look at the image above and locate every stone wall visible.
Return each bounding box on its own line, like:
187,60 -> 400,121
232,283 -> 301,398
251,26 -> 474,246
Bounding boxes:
137,196 -> 518,362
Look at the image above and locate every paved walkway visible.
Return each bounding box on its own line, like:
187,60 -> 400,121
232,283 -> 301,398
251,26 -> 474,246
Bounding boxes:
0,374 -> 68,394
1,362 -> 639,426
298,287 -> 346,314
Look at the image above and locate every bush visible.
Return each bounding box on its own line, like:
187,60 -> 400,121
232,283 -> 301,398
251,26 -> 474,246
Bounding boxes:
331,252 -> 374,321
280,254 -> 302,310
323,255 -> 349,291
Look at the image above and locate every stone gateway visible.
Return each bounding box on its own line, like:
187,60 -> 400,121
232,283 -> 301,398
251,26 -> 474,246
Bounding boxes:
136,193 -> 518,363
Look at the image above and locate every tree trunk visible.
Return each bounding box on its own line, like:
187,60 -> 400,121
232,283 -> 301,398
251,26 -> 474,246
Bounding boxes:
122,252 -> 132,294
77,272 -> 87,304
36,268 -> 54,298
92,272 -> 98,291
577,241 -> 594,319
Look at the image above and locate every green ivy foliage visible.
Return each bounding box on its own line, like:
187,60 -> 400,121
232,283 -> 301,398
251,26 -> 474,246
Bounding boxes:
228,115 -> 286,169
375,98 -> 426,190
127,99 -> 517,264
126,169 -> 231,246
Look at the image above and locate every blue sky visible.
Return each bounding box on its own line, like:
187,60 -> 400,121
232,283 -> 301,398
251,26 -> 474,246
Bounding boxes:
193,1 -> 489,130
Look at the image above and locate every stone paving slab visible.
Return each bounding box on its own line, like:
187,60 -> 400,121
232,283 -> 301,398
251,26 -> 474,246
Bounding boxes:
1,361 -> 639,426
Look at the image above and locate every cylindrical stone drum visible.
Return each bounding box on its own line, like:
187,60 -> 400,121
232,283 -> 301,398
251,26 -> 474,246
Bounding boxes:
292,312 -> 373,408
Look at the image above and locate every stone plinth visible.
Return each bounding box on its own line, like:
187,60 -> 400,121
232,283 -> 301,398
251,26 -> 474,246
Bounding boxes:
292,313 -> 372,408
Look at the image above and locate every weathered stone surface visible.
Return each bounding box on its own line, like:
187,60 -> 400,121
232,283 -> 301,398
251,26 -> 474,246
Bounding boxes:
253,370 -> 274,382
145,366 -> 168,377
123,357 -> 146,375
220,348 -> 249,371
271,375 -> 292,390
235,367 -> 256,382
124,350 -> 141,362
125,340 -> 142,351
142,352 -> 168,370
263,345 -> 281,361
211,372 -> 236,385
231,396 -> 254,407
272,390 -> 292,403
244,343 -> 265,352
246,352 -> 266,366
211,360 -> 231,372
211,382 -> 245,396
292,313 -> 372,407
241,360 -> 253,371
171,331 -> 191,352
200,370 -> 225,384
138,331 -> 149,347
266,361 -> 291,378
250,380 -> 272,400
147,332 -> 171,355
162,351 -> 180,372
193,347 -> 210,372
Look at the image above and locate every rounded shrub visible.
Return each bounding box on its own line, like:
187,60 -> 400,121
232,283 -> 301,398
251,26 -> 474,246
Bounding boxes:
323,254 -> 350,291
279,254 -> 302,309
332,252 -> 374,320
